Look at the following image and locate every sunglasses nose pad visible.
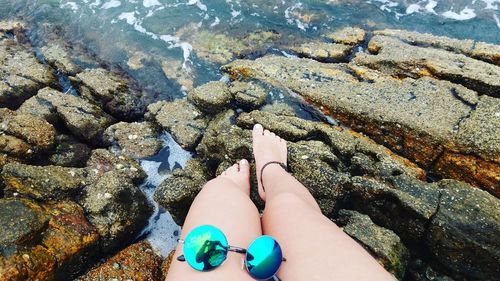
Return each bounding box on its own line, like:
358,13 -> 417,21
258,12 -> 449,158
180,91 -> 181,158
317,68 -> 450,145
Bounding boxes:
245,236 -> 283,280
183,225 -> 229,271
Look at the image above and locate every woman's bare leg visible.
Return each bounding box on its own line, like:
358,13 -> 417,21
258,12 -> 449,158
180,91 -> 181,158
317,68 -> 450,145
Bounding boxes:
253,124 -> 394,281
166,160 -> 261,281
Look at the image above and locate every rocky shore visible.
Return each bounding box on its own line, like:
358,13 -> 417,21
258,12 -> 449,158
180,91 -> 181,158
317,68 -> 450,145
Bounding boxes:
0,20 -> 499,281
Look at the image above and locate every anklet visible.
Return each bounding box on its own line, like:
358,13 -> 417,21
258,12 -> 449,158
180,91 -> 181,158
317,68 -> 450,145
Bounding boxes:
260,161 -> 288,192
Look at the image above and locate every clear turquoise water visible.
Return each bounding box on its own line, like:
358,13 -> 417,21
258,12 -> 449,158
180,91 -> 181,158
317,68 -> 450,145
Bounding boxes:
1,0 -> 499,100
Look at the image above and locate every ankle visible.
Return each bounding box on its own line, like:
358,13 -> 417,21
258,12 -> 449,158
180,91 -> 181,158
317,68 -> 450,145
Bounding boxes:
261,163 -> 288,190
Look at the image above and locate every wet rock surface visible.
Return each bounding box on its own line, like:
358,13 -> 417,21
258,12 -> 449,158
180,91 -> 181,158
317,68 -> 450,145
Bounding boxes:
325,26 -> 366,45
40,43 -> 80,75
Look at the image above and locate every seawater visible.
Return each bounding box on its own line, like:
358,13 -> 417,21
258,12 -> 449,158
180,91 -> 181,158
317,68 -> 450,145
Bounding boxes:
1,0 -> 499,257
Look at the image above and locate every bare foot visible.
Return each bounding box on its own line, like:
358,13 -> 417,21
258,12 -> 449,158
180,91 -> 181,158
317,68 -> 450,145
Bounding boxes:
217,159 -> 251,196
252,124 -> 287,201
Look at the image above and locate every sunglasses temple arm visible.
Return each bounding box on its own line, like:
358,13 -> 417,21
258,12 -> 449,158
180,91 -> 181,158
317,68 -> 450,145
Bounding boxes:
228,245 -> 247,254
271,276 -> 281,281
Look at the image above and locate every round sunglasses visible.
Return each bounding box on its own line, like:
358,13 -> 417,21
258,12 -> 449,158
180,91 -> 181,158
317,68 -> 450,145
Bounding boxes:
176,225 -> 286,281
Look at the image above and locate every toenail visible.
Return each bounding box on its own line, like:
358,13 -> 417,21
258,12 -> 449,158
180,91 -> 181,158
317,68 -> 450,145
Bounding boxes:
254,124 -> 263,130
240,159 -> 248,165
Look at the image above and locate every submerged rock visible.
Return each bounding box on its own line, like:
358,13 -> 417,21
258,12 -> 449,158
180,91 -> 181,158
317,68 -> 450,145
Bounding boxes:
147,99 -> 208,150
73,68 -> 145,120
223,55 -> 498,195
337,210 -> 410,279
79,171 -> 152,251
76,241 -> 163,281
2,163 -> 87,201
104,121 -> 162,159
40,43 -> 80,75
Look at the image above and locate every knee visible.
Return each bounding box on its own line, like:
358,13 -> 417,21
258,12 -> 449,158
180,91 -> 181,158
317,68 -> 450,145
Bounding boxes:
265,192 -> 310,214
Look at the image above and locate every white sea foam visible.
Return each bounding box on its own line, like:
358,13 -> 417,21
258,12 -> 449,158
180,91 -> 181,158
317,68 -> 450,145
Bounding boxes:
143,0 -> 162,8
481,0 -> 499,10
405,4 -> 421,15
101,0 -> 121,9
494,13 -> 500,27
187,0 -> 207,11
210,16 -> 220,27
160,132 -> 193,170
442,7 -> 477,21
60,2 -> 79,11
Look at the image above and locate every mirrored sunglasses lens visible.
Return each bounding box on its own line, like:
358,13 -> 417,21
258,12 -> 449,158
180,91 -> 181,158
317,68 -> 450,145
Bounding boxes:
245,236 -> 283,280
183,225 -> 228,271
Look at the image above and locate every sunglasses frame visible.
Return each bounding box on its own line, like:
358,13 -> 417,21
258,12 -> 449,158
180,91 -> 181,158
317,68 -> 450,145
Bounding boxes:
176,227 -> 286,281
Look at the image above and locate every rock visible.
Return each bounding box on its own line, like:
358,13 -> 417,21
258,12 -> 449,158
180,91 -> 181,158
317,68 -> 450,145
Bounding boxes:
160,58 -> 193,92
154,160 -> 210,225
289,42 -> 352,62
197,110 -> 253,163
0,199 -> 99,281
161,251 -> 175,280
104,121 -> 162,159
0,135 -> 32,159
0,31 -> 56,108
40,201 -> 100,280
181,27 -> 281,64
354,35 -> 500,97
236,110 -> 425,180
343,175 -> 441,244
40,43 -> 80,75
223,55 -> 498,195
79,171 -> 152,251
229,81 -> 268,110
374,29 -> 500,65
0,198 -> 48,250
188,81 -> 232,113
26,87 -> 115,145
1,112 -> 56,152
288,141 -> 349,215
426,180 -> 500,279
73,68 -> 145,120
48,134 -> 92,167
373,29 -> 474,55
146,99 -> 207,150
325,27 -> 366,45
76,241 -> 163,281
337,210 -> 410,279
1,162 -> 87,201
86,149 -> 146,185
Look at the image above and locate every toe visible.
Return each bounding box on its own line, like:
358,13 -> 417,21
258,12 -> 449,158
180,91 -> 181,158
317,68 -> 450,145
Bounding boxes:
264,129 -> 271,136
239,159 -> 250,173
253,124 -> 264,137
227,163 -> 239,174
